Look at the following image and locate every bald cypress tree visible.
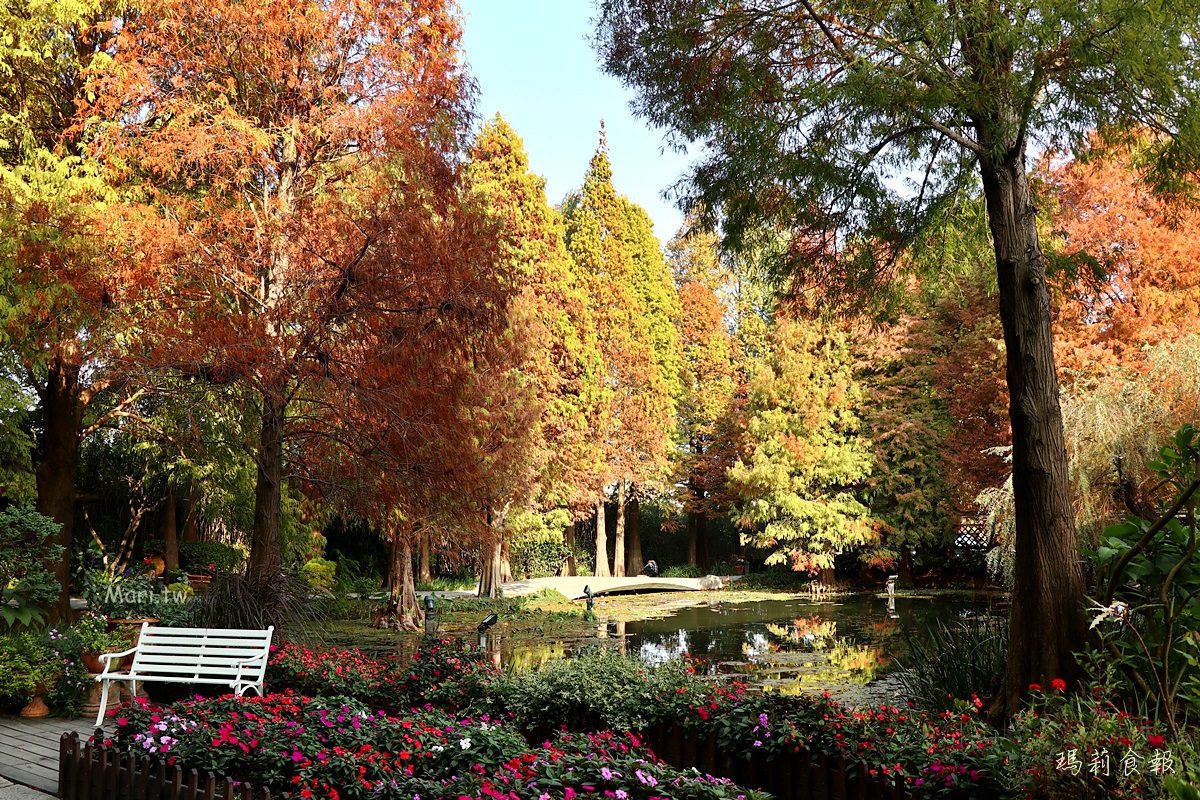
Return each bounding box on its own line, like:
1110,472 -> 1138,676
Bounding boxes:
563,130 -> 675,576
465,116 -> 606,594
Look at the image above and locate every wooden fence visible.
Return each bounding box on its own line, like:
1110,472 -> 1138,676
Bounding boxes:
641,723 -> 908,800
58,734 -> 270,800
60,726 -> 907,800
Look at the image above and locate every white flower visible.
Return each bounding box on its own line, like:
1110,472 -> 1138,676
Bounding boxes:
459,738 -> 472,750
1089,600 -> 1130,629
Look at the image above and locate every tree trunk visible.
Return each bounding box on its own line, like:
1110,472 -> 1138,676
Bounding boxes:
384,525 -> 403,594
594,496 -> 611,577
181,482 -> 200,542
248,394 -> 285,581
160,486 -> 179,573
560,521 -> 578,577
35,355 -> 84,622
478,534 -> 502,599
898,548 -> 913,584
979,148 -> 1087,717
626,490 -> 643,576
687,508 -> 709,571
500,536 -> 514,583
613,479 -> 626,577
391,536 -> 422,630
418,529 -> 433,584
478,508 -> 504,599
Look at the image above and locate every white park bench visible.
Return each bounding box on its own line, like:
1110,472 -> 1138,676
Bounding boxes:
94,623 -> 274,727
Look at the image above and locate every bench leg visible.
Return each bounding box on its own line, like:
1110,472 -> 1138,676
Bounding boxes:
95,680 -> 111,729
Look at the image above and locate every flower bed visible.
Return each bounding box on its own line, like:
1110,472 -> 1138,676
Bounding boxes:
267,638 -> 496,713
107,692 -> 769,799
250,641 -> 1192,799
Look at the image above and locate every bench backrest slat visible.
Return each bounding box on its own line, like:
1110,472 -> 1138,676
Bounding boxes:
128,625 -> 274,684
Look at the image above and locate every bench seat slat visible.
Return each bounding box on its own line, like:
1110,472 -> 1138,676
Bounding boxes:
135,645 -> 267,657
101,674 -> 251,686
121,664 -> 256,678
131,658 -> 265,671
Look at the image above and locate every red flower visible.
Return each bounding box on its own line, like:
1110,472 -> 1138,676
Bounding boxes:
1028,683 -> 1043,691
1050,678 -> 1067,692
1147,734 -> 1166,749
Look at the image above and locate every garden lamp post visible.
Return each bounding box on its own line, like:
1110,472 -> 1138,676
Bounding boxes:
424,594 -> 436,636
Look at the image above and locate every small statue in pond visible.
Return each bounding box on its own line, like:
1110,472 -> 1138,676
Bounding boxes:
641,559 -> 659,577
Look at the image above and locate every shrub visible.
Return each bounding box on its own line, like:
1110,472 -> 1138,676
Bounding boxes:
0,506 -> 64,630
82,570 -> 192,622
894,615 -> 1007,711
1091,425 -> 1200,731
299,557 -> 337,593
661,564 -> 704,578
177,540 -> 245,574
489,648 -> 708,735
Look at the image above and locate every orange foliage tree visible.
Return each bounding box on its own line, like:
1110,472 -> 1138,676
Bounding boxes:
83,0 -> 492,582
1047,141 -> 1200,379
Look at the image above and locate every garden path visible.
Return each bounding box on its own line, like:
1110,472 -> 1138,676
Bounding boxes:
0,716 -> 111,795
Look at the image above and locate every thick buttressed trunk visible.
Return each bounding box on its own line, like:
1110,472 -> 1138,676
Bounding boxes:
979,147 -> 1087,718
560,521 -> 578,577
613,479 -> 627,577
248,394 -> 285,580
594,496 -> 611,577
36,355 -> 84,622
626,490 -> 643,576
391,536 -> 422,630
500,537 -> 514,583
418,530 -> 433,584
478,534 -> 502,599
160,486 -> 179,572
478,508 -> 504,599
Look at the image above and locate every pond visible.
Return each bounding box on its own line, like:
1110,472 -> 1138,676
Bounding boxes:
499,591 -> 1006,702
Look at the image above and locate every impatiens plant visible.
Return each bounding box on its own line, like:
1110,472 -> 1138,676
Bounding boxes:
107,693 -> 769,799
267,637 -> 498,713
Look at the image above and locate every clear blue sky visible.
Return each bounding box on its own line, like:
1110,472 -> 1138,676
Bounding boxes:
457,0 -> 692,244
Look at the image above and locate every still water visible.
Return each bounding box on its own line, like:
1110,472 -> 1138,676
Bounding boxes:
503,592 -> 1005,698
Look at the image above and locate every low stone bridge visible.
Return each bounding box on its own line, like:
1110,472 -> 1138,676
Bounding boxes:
500,575 -> 724,600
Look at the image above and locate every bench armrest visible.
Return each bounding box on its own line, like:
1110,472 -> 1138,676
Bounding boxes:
97,647 -> 139,678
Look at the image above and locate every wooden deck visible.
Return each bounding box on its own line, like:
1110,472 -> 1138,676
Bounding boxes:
501,574 -> 728,600
0,716 -> 110,795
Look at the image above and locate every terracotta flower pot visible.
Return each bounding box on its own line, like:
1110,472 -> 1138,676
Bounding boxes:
19,682 -> 50,719
82,650 -> 105,673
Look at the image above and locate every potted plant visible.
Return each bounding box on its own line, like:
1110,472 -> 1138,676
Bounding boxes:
0,633 -> 59,718
68,614 -> 123,673
142,539 -> 167,577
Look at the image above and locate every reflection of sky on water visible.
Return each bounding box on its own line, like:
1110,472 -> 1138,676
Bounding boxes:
617,594 -> 1001,691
